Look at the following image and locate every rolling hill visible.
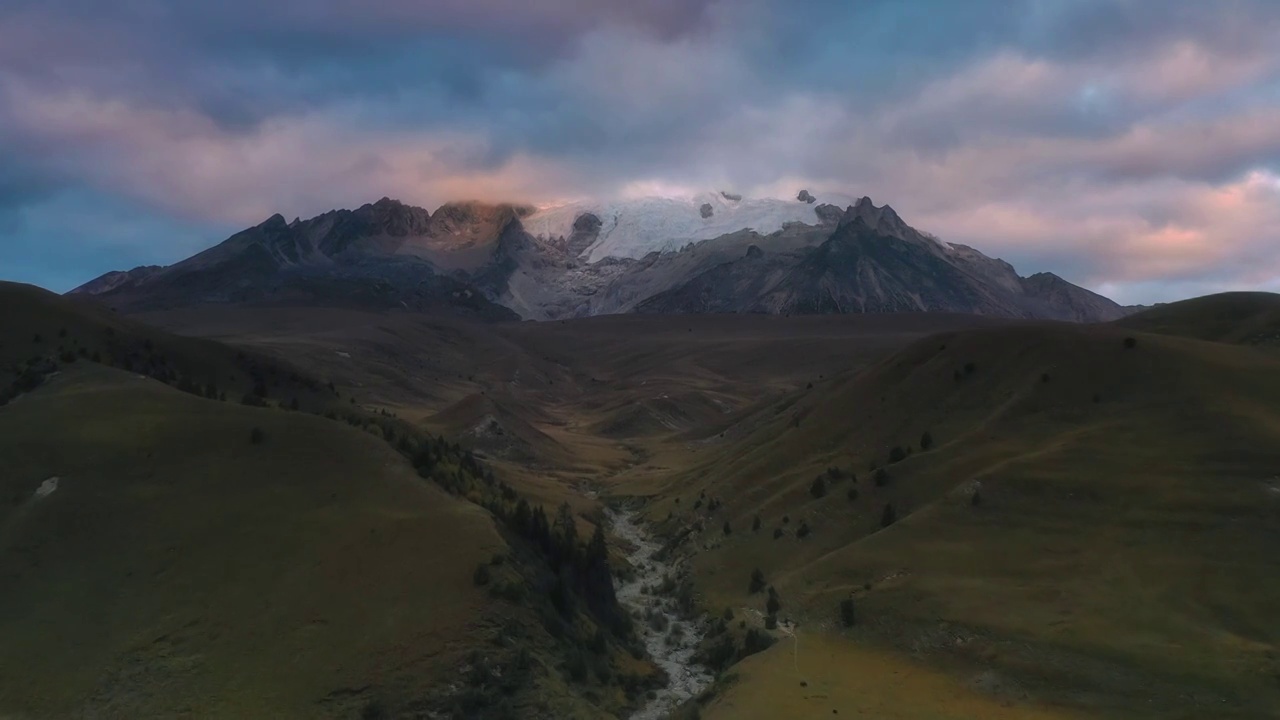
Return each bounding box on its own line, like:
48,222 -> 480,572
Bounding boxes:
631,306 -> 1280,718
0,283 -> 659,719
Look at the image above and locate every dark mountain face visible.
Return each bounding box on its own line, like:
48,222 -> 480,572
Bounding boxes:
70,195 -> 1129,323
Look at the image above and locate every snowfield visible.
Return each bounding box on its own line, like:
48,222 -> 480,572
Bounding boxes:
522,190 -> 861,263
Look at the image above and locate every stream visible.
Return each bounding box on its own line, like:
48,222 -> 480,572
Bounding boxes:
610,509 -> 713,720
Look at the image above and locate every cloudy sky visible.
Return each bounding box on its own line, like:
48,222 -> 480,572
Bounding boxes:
2,0 -> 1278,303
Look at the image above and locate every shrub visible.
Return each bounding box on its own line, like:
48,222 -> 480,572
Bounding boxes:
880,503 -> 896,528
796,521 -> 811,539
1123,337 -> 1137,349
473,563 -> 491,586
249,427 -> 266,445
766,588 -> 781,616
846,487 -> 859,501
810,476 -> 827,498
873,468 -> 889,486
764,614 -> 778,630
773,528 -> 784,540
888,446 -> 907,464
953,369 -> 962,382
782,515 -> 790,524
749,568 -> 766,594
59,350 -> 77,363
920,431 -> 933,451
742,628 -> 774,657
971,490 -> 983,507
241,393 -> 267,407
964,362 -> 977,375
722,607 -> 734,621
723,520 -> 732,536
752,515 -> 761,532
839,598 -> 856,627
1041,373 -> 1051,384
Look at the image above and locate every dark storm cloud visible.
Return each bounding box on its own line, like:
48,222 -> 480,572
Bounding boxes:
0,0 -> 1278,298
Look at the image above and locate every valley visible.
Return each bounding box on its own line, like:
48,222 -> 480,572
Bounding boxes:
4,281 -> 1280,718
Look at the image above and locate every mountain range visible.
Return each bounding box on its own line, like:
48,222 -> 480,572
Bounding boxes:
72,191 -> 1135,322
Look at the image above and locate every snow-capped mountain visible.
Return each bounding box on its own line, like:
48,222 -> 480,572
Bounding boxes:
70,191 -> 1133,323
522,190 -> 861,262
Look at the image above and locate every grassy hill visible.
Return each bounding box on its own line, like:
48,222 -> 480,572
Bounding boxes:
0,283 -> 654,719
646,316 -> 1280,718
0,363 -> 508,718
1116,291 -> 1280,346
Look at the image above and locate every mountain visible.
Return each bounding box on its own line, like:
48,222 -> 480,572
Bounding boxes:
72,191 -> 1131,322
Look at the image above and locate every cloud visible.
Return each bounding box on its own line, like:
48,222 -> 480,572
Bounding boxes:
1,0 -> 1279,300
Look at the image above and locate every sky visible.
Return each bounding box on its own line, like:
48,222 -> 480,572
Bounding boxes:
1,0 -> 1278,303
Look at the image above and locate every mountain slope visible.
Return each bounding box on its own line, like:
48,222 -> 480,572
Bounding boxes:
635,313 -> 1280,718
71,193 -> 1128,323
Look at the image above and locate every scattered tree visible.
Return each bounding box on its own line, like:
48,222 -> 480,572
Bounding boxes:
846,487 -> 859,501
765,614 -> 778,630
874,468 -> 889,486
971,490 -> 983,507
880,503 -> 896,528
773,528 -> 784,540
766,588 -> 781,616
749,568 -> 766,594
752,515 -> 762,532
810,475 -> 827,498
1041,373 -> 1051,384
964,362 -> 977,375
797,521 -> 811,539
1123,337 -> 1137,349
889,446 -> 907,464
723,520 -> 732,536
473,563 -> 491,586
839,598 -> 856,627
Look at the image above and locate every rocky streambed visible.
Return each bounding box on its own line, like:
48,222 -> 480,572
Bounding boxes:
610,509 -> 713,720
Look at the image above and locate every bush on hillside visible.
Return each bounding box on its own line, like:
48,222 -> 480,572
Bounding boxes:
810,476 -> 827,498
846,487 -> 859,501
752,515 -> 761,532
773,528 -> 784,540
874,468 -> 889,486
888,446 -> 907,464
880,503 -> 896,527
766,588 -> 781,616
797,521 -> 811,539
473,563 -> 492,586
749,568 -> 766,594
840,598 -> 856,627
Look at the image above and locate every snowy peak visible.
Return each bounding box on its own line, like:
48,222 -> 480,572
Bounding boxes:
521,190 -> 861,263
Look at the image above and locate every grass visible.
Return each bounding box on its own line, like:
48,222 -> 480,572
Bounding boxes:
14,284 -> 1280,718
0,363 -> 508,718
